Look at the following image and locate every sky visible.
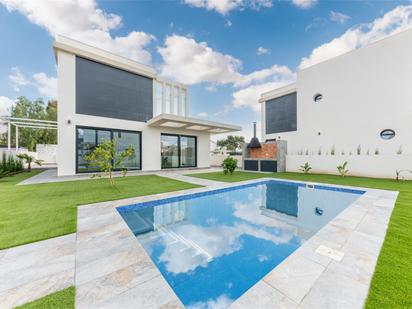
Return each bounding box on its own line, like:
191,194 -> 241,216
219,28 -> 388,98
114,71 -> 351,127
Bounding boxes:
0,0 -> 412,140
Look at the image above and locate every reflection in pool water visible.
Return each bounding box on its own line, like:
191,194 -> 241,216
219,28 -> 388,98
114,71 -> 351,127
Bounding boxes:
118,181 -> 362,309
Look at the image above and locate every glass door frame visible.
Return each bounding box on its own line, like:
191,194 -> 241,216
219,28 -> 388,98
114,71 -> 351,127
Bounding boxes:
161,133 -> 197,169
76,125 -> 142,173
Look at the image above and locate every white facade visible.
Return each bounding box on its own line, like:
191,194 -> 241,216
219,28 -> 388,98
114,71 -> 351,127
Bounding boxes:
260,29 -> 412,179
55,36 -> 240,176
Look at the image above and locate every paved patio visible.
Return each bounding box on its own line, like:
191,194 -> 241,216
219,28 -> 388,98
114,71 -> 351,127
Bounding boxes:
0,234 -> 75,308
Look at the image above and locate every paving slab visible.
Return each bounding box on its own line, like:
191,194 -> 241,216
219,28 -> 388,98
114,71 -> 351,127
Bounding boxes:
0,234 -> 75,308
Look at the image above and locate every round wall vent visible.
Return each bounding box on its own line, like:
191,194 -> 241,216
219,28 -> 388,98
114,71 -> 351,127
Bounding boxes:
313,93 -> 323,102
380,129 -> 395,140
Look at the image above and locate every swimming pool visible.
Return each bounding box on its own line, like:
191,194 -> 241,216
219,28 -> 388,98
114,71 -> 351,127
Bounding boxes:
117,180 -> 364,308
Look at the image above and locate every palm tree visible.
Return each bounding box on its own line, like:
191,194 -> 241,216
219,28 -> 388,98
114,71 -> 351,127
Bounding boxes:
16,153 -> 43,172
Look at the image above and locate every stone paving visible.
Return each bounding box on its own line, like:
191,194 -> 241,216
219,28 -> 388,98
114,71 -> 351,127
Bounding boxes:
0,234 -> 75,308
74,177 -> 398,309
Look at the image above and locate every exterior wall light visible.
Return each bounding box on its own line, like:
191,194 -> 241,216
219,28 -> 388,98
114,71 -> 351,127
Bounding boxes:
67,119 -> 71,124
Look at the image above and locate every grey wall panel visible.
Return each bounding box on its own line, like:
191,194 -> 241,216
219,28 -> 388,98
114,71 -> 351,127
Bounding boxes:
76,57 -> 153,122
265,92 -> 297,134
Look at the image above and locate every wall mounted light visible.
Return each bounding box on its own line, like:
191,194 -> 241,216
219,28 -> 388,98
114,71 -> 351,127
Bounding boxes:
67,119 -> 71,124
317,131 -> 321,136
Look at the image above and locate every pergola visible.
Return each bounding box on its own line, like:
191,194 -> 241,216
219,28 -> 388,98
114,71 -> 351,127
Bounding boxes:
0,116 -> 57,151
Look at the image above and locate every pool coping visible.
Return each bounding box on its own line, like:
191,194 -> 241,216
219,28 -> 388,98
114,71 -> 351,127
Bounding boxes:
74,177 -> 398,308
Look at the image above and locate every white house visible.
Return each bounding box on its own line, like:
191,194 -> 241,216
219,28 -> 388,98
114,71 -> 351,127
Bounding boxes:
259,28 -> 412,179
54,36 -> 240,176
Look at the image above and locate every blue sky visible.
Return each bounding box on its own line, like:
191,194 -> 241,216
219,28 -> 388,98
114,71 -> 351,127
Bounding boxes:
0,0 -> 411,138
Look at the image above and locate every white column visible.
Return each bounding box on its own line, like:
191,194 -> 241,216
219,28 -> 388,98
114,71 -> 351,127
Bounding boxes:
185,89 -> 189,117
170,84 -> 175,115
7,122 -> 11,150
177,88 -> 182,116
15,126 -> 19,151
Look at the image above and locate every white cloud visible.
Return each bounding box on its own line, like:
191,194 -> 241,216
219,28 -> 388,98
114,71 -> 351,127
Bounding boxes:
329,11 -> 351,24
32,73 -> 57,98
291,0 -> 318,9
8,67 -> 57,98
8,67 -> 30,91
197,112 -> 209,117
0,0 -> 154,64
159,35 -> 294,89
256,46 -> 270,55
0,96 -> 14,116
300,4 -> 412,69
158,35 -> 242,85
225,20 -> 233,27
183,0 -> 272,15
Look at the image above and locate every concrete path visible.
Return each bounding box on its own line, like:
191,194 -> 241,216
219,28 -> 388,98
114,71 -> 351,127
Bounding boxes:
0,234 -> 76,308
18,167 -> 222,186
155,169 -> 224,187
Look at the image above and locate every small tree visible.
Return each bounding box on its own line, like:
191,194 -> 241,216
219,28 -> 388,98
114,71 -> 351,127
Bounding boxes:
84,139 -> 135,187
16,153 -> 43,172
337,161 -> 349,177
299,162 -> 312,174
222,157 -> 237,175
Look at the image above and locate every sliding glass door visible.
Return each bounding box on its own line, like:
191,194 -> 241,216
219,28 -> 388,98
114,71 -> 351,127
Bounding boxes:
161,134 -> 196,169
76,126 -> 141,173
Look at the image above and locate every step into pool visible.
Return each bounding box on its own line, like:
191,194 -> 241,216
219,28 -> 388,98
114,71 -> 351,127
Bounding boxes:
117,180 -> 364,308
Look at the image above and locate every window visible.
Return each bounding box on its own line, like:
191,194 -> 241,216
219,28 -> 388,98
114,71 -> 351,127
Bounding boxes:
165,84 -> 171,114
155,81 -> 163,116
313,93 -> 323,102
380,129 -> 395,140
76,126 -> 141,173
161,134 -> 196,168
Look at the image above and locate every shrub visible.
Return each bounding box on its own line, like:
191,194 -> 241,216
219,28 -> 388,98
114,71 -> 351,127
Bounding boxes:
84,138 -> 135,187
222,157 -> 237,175
0,152 -> 24,177
337,161 -> 349,177
299,162 -> 312,174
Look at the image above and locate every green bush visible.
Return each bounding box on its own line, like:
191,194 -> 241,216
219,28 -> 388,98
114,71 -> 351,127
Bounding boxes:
0,152 -> 24,177
222,157 -> 238,175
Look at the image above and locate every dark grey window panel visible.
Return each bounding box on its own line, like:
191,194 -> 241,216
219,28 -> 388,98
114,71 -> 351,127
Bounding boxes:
244,160 -> 259,171
260,160 -> 277,172
76,56 -> 153,122
265,92 -> 297,134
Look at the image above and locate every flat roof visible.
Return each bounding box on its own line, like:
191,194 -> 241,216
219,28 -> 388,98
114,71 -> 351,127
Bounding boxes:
147,114 -> 241,134
53,35 -> 157,79
259,83 -> 297,102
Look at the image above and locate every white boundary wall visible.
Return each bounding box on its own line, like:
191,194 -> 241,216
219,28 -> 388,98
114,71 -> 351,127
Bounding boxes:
287,154 -> 412,180
211,154 -> 243,168
36,144 -> 58,164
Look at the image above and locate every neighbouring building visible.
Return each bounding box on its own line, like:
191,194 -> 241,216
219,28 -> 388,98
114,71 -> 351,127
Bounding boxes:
53,36 -> 240,176
259,28 -> 412,179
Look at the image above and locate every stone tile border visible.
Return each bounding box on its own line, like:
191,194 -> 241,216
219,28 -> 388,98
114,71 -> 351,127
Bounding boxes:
0,234 -> 75,308
75,177 -> 398,309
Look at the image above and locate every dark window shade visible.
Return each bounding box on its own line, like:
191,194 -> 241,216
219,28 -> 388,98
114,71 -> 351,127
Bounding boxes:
76,56 -> 153,122
265,92 -> 297,134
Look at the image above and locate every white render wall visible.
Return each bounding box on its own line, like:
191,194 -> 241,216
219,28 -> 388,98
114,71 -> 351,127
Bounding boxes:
57,51 -> 210,176
287,154 -> 412,180
264,29 -> 412,159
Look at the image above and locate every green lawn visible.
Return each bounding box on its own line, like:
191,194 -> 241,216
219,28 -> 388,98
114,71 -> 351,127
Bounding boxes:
0,171 -> 199,249
16,287 -> 75,309
188,171 -> 412,309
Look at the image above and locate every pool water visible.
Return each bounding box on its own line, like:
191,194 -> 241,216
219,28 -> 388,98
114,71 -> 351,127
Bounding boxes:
118,180 -> 363,309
